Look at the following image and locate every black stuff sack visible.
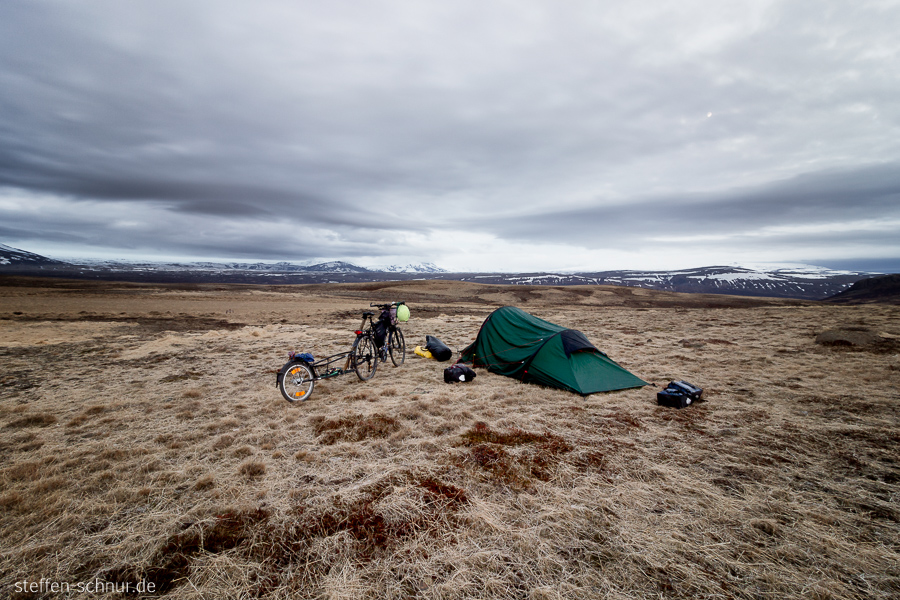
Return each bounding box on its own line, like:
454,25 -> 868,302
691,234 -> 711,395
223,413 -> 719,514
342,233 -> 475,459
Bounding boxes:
425,335 -> 453,362
444,364 -> 476,383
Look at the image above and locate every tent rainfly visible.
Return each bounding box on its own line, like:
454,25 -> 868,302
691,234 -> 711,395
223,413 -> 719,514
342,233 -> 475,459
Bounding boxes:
459,306 -> 647,395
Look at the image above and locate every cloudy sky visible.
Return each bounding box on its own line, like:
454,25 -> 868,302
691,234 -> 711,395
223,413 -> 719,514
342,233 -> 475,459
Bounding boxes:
1,0 -> 899,272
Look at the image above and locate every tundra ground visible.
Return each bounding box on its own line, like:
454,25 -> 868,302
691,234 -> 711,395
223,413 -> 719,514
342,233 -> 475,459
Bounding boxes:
1,277 -> 898,599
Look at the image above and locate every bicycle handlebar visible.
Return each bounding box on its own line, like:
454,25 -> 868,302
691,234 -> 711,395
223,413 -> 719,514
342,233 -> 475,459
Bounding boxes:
369,301 -> 406,309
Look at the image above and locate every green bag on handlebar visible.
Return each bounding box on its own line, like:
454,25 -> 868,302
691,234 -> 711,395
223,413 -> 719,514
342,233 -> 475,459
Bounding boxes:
396,304 -> 410,322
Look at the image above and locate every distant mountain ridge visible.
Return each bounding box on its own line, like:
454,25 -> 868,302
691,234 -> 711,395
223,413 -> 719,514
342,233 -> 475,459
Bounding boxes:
822,274 -> 900,304
454,264 -> 872,300
0,243 -> 885,300
0,243 -> 65,266
4,251 -> 443,275
373,262 -> 445,273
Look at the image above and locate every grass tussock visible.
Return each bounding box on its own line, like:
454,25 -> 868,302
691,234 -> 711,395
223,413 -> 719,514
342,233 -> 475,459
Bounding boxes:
238,460 -> 267,478
5,412 -> 57,428
1,279 -> 899,599
310,413 -> 402,444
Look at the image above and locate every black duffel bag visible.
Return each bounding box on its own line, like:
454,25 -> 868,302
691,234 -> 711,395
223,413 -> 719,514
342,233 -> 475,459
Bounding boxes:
444,364 -> 476,383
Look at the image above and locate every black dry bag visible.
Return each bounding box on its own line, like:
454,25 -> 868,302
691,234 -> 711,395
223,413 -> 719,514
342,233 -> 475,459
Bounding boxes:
425,335 -> 453,361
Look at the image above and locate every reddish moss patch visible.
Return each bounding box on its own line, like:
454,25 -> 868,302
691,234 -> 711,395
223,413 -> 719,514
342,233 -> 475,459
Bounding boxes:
418,477 -> 469,505
101,508 -> 272,595
459,422 -> 574,488
461,421 -> 572,451
310,413 -> 401,444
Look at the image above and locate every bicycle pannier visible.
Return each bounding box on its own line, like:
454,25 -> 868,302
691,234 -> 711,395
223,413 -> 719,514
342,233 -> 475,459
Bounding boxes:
373,319 -> 388,348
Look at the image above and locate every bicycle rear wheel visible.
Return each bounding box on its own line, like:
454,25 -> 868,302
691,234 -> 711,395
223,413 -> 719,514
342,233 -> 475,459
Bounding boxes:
279,361 -> 315,402
352,335 -> 378,381
389,329 -> 405,366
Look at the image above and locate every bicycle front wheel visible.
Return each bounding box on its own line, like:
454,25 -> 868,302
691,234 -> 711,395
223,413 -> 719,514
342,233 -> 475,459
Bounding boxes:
389,329 -> 405,366
279,361 -> 315,402
352,335 -> 378,381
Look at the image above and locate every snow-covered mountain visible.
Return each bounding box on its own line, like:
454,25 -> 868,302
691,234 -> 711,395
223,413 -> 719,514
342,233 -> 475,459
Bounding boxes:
372,262 -> 446,273
298,261 -> 370,273
1,246 -> 448,276
52,259 -> 442,274
582,264 -> 868,298
0,243 -> 66,266
0,243 -> 881,299
458,264 -> 871,299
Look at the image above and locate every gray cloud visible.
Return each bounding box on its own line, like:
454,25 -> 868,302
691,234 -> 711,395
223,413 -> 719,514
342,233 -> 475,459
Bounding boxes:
1,1 -> 898,269
490,163 -> 900,246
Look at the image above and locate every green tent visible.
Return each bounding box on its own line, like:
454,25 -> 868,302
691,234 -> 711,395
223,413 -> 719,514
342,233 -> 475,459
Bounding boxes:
459,306 -> 647,395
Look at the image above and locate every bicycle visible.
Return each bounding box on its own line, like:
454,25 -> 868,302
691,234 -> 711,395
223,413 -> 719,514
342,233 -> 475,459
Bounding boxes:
371,301 -> 407,370
276,301 -> 408,402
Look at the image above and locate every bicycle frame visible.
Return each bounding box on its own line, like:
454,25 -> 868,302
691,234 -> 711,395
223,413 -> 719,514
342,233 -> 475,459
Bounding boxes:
303,310 -> 381,379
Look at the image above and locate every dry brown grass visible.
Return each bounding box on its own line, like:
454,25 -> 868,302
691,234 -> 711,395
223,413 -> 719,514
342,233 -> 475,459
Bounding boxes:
1,277 -> 898,599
